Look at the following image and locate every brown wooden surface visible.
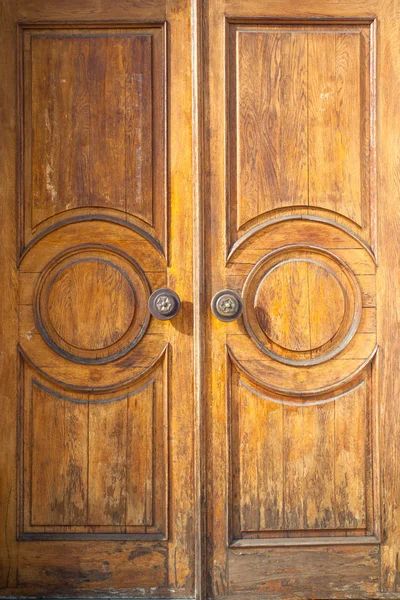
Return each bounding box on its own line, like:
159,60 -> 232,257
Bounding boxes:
231,373 -> 370,536
204,1 -> 398,599
23,23 -> 166,250
2,0 -> 400,598
0,0 -> 195,596
228,21 -> 373,247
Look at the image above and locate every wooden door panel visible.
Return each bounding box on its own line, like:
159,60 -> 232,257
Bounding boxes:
17,23 -> 170,543
226,545 -> 380,598
21,358 -> 167,537
22,23 -> 166,248
229,369 -> 372,537
2,0 -> 400,597
1,0 -> 195,596
203,1 -> 395,597
228,19 -> 375,246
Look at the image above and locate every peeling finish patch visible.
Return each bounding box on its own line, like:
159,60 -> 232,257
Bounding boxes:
46,163 -> 57,203
25,326 -> 35,340
319,82 -> 335,111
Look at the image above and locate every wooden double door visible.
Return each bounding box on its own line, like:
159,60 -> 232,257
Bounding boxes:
1,0 -> 400,598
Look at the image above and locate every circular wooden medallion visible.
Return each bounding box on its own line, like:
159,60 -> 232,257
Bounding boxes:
47,259 -> 136,351
34,245 -> 150,363
254,260 -> 346,352
243,245 -> 362,366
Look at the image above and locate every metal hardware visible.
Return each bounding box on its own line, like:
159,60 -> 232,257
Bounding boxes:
211,290 -> 243,322
148,288 -> 181,320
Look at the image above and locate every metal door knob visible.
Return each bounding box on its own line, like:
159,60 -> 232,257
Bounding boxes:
148,288 -> 181,320
211,290 -> 243,322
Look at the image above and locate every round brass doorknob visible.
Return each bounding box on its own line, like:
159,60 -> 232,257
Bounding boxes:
211,290 -> 243,322
148,288 -> 181,320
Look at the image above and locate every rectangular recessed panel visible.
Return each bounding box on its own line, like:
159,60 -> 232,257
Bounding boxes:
20,365 -> 167,539
229,23 -> 373,238
21,26 -> 166,246
228,545 -> 380,597
230,370 -> 372,540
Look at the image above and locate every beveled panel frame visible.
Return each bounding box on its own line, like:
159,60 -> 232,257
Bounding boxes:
225,16 -> 377,254
17,349 -> 169,541
17,21 -> 168,256
227,353 -> 380,548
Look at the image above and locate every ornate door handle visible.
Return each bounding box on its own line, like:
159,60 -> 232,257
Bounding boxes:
148,288 -> 181,320
211,290 -> 243,322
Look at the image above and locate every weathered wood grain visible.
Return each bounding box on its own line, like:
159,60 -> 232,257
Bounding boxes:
231,374 -> 370,536
125,35 -> 154,225
228,545 -> 380,598
254,259 -> 345,351
308,32 -> 362,225
24,26 -> 167,247
126,384 -> 154,527
18,0 -> 166,20
237,381 -> 284,532
205,8 -> 381,600
15,541 -> 170,595
88,400 -> 128,526
0,0 -> 195,597
31,384 -> 66,526
165,0 -> 195,589
0,0 -> 18,588
30,384 -> 88,526
377,4 -> 400,592
89,35 -> 126,209
47,259 -> 136,351
235,31 -> 307,227
31,36 -> 90,227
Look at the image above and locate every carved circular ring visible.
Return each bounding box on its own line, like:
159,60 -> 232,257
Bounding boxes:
34,244 -> 151,364
242,245 -> 362,366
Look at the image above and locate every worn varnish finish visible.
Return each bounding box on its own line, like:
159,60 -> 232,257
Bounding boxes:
24,24 -> 166,249
23,369 -> 166,534
230,374 -> 371,536
204,0 -> 399,598
1,0 -> 195,597
2,0 -> 400,599
229,21 -> 373,246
